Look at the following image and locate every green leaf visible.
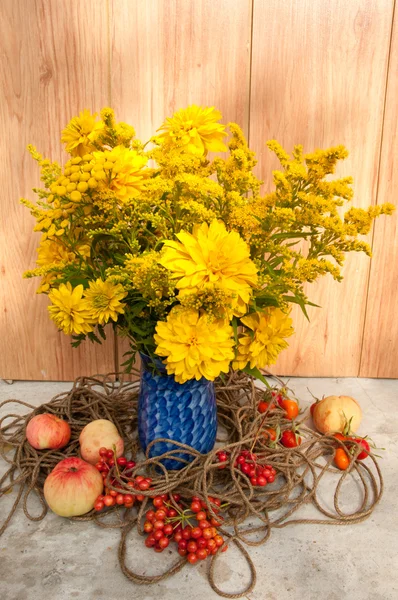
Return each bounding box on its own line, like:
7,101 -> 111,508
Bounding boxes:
242,365 -> 271,388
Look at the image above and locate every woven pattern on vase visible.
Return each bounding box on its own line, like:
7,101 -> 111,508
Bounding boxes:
138,357 -> 217,471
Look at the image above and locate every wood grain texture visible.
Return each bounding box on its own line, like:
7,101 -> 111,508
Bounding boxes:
110,0 -> 252,373
360,5 -> 398,377
249,0 -> 395,376
0,0 -> 115,380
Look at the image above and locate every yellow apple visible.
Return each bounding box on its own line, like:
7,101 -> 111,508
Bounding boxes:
79,419 -> 124,464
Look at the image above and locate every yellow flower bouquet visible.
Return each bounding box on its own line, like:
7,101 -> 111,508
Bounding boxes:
23,105 -> 393,384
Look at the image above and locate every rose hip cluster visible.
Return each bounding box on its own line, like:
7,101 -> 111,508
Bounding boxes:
93,447 -> 151,511
217,449 -> 277,487
144,495 -> 227,563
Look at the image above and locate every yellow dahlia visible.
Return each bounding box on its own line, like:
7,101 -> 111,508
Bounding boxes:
159,220 -> 258,316
154,307 -> 235,383
61,109 -> 104,157
91,146 -> 148,201
48,283 -> 94,335
156,105 -> 227,155
83,279 -> 127,324
233,309 -> 294,370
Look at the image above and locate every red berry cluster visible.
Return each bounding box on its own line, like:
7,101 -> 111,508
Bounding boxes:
144,495 -> 227,563
144,493 -> 182,553
235,450 -> 276,487
93,447 -> 151,511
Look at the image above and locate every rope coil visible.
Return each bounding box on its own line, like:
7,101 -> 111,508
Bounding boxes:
0,372 -> 383,598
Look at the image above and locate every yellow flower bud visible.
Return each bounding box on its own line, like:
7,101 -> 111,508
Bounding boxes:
93,170 -> 106,180
70,172 -> 80,182
48,224 -> 56,236
64,168 -> 71,176
82,163 -> 92,172
77,182 -> 89,193
71,156 -> 82,165
87,177 -> 98,188
50,184 -> 58,193
104,161 -> 114,169
82,154 -> 93,161
53,199 -> 60,208
55,228 -> 65,236
61,219 -> 69,228
70,166 -> 80,173
47,194 -> 54,203
56,186 -> 67,195
70,190 -> 82,202
61,178 -> 70,186
79,172 -> 90,181
66,183 -> 77,192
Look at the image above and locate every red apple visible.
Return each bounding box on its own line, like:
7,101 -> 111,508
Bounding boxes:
79,419 -> 124,464
44,457 -> 104,517
26,413 -> 71,450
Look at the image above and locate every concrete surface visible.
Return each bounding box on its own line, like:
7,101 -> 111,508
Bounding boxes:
1,377 -> 397,600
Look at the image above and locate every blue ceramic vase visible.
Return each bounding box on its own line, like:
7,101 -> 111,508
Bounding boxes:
138,354 -> 217,470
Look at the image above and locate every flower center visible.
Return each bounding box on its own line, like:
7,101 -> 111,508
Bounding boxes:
92,294 -> 110,309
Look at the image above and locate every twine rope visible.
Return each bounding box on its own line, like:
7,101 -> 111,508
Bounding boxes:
0,372 -> 383,598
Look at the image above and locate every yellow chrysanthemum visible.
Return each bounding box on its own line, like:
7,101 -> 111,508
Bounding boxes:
154,307 -> 235,383
160,220 -> 258,316
156,105 -> 227,155
92,146 -> 148,201
36,239 -> 75,267
61,109 -> 104,157
83,279 -> 127,324
233,309 -> 294,370
48,283 -> 94,335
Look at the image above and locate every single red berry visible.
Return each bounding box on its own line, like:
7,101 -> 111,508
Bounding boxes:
191,527 -> 202,539
173,531 -> 183,543
116,457 -> 127,467
139,480 -> 150,491
167,508 -> 178,518
145,535 -> 155,547
191,501 -> 202,513
106,449 -> 114,459
155,509 -> 167,521
267,474 -> 275,483
202,528 -> 213,540
187,553 -> 198,564
187,541 -> 198,554
197,537 -> 207,548
146,510 -> 155,522
94,501 -> 104,511
123,494 -> 134,505
197,548 -> 208,560
116,494 -> 125,505
178,539 -> 188,550
257,476 -> 267,486
153,497 -> 164,508
163,524 -> 173,536
182,526 -> 193,540
99,447 -> 108,457
154,530 -> 164,541
250,476 -> 258,486
178,548 -> 187,557
207,538 -> 216,551
196,511 -> 207,521
103,495 -> 115,507
214,535 -> 224,547
126,461 -> 136,470
199,519 -> 211,530
153,520 -> 164,531
143,521 -> 153,533
158,536 -> 169,549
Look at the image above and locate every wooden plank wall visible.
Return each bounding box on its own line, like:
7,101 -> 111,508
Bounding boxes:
0,0 -> 396,380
